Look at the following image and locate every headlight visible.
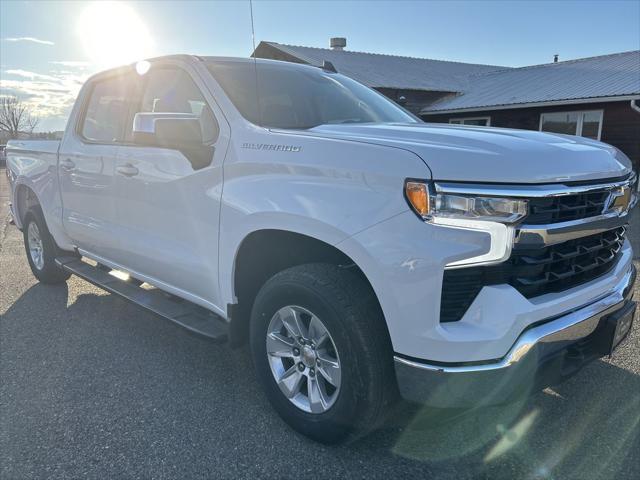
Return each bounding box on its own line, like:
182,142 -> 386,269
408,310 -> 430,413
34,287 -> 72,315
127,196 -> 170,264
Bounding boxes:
405,180 -> 527,224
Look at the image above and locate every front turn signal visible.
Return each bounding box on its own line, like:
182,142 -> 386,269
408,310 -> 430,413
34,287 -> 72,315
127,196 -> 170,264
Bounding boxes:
405,181 -> 430,217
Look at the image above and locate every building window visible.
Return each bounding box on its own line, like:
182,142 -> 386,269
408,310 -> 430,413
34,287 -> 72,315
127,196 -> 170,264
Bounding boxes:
539,110 -> 603,140
449,116 -> 491,126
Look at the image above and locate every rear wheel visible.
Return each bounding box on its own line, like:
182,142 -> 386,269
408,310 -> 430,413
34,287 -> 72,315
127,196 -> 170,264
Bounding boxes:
23,208 -> 70,284
249,263 -> 397,444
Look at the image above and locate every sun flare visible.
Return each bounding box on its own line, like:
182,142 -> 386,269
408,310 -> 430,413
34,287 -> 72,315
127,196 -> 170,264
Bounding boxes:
78,1 -> 153,69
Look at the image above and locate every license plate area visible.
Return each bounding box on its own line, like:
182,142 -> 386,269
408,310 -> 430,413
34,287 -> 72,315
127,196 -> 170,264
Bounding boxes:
605,302 -> 636,354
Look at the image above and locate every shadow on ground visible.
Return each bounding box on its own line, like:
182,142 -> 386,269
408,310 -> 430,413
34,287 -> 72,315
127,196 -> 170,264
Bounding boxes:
1,281 -> 639,479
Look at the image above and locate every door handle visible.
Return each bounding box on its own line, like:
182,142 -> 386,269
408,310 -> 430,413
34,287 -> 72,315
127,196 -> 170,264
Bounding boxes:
116,164 -> 139,177
60,158 -> 75,171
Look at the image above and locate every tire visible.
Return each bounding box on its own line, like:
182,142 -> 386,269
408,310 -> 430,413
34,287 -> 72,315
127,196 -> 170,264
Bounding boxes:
249,263 -> 397,444
22,207 -> 71,284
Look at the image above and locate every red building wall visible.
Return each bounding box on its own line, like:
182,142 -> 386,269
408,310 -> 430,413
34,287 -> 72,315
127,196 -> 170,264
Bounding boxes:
423,101 -> 640,169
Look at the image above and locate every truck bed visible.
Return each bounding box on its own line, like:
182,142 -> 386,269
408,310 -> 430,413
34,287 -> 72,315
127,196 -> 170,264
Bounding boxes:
6,139 -> 60,155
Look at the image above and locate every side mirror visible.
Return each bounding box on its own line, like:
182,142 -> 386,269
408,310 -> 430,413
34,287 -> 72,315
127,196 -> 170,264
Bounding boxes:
132,112 -> 203,148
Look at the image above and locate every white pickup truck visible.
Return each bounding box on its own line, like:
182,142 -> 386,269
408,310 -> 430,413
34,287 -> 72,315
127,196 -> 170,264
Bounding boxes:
6,55 -> 638,443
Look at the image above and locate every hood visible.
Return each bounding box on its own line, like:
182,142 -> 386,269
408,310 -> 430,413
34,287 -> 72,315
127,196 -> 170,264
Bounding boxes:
302,123 -> 632,184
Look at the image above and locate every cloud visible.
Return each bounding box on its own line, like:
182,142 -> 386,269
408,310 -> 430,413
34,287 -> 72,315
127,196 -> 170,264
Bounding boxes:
49,61 -> 91,68
5,69 -> 59,82
4,36 -> 54,45
1,68 -> 91,126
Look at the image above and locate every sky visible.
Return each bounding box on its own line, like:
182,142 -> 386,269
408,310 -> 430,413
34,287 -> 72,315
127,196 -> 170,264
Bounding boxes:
1,0 -> 639,131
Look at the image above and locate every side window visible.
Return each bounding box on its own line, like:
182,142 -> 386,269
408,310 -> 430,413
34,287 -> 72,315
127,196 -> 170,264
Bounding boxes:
449,117 -> 491,126
140,68 -> 219,144
81,75 -> 132,143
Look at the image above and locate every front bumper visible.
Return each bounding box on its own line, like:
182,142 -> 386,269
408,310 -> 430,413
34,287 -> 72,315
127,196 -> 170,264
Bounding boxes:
394,263 -> 636,407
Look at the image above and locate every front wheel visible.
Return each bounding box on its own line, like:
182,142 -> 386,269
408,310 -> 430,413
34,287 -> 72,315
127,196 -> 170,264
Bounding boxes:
23,208 -> 70,284
249,263 -> 397,444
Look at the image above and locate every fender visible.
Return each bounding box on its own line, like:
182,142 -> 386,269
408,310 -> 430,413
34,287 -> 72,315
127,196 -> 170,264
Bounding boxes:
7,147 -> 75,251
217,129 -> 433,311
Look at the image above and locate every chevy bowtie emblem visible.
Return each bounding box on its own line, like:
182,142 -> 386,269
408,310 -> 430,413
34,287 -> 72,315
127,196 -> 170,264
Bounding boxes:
604,185 -> 632,215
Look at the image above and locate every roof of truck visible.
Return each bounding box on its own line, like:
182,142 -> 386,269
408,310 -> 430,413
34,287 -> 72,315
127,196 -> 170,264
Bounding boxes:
85,55 -> 316,84
201,56 -> 320,68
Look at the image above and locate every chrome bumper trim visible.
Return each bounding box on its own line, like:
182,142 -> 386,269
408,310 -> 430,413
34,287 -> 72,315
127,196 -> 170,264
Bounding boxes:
395,264 -> 635,374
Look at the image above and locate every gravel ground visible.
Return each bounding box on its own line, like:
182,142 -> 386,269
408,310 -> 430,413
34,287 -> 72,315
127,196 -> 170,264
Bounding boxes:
1,168 -> 639,480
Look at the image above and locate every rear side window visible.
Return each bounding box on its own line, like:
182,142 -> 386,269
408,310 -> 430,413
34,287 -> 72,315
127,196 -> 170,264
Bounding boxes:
81,75 -> 133,143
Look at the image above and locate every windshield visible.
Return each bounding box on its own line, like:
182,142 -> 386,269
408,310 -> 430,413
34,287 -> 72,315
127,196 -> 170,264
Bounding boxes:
206,61 -> 418,129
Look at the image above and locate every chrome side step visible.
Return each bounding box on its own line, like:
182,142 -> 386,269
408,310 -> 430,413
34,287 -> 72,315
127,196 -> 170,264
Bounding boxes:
55,256 -> 228,342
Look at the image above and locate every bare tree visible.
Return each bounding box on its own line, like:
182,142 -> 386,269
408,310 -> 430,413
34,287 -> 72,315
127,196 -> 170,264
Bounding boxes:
0,96 -> 39,138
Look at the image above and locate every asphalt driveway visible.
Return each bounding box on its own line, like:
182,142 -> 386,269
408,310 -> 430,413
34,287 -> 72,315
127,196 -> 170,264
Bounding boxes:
1,168 -> 639,479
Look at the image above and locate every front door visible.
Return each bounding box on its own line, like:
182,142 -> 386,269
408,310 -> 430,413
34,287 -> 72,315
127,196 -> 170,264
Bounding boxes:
112,63 -> 228,310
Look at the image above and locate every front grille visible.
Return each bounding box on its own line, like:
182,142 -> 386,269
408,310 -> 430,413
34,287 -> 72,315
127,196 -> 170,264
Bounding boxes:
526,190 -> 610,224
440,226 -> 626,323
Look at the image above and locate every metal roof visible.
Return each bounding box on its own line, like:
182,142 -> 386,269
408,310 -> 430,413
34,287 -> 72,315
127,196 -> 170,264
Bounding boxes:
421,50 -> 640,114
257,41 -> 507,92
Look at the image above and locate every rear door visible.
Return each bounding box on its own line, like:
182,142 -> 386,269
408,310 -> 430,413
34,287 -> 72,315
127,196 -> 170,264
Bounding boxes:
111,61 -> 229,309
59,71 -> 135,258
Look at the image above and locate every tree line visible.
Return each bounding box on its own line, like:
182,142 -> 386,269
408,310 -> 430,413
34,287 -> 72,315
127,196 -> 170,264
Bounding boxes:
0,96 -> 40,139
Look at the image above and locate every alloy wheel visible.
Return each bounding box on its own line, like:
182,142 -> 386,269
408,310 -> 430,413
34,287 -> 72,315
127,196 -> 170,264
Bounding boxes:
27,222 -> 45,270
266,305 -> 342,414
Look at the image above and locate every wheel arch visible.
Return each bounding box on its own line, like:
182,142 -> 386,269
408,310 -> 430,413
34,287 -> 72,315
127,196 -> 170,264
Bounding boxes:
14,182 -> 41,228
12,178 -> 75,252
228,228 -> 390,348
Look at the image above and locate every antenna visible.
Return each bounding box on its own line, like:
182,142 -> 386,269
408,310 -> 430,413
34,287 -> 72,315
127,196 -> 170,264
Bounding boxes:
249,0 -> 262,126
249,0 -> 257,54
